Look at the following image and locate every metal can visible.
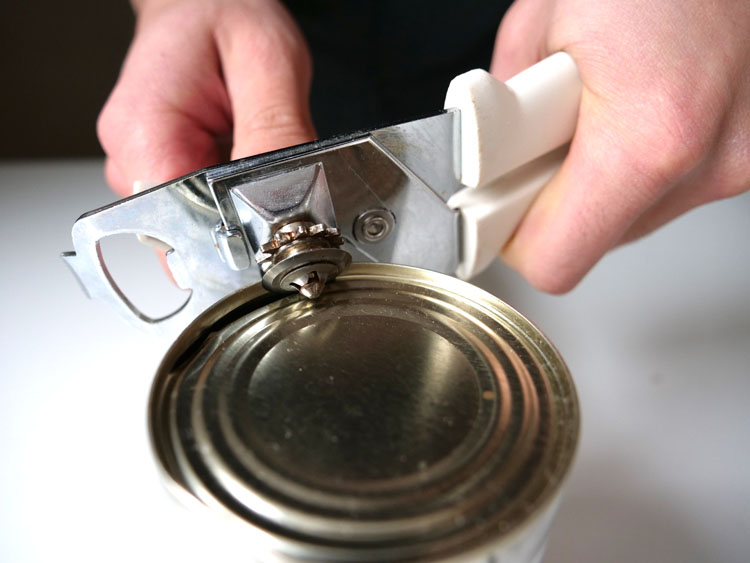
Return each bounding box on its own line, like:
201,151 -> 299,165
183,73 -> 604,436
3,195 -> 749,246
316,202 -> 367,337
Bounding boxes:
149,263 -> 579,562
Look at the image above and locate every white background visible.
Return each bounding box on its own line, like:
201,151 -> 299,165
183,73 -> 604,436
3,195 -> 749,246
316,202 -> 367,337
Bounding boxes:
1,160 -> 748,562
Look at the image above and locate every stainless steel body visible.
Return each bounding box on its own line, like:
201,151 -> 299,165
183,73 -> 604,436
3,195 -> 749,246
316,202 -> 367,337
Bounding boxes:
150,264 -> 579,562
62,54 -> 583,334
63,112 -> 463,333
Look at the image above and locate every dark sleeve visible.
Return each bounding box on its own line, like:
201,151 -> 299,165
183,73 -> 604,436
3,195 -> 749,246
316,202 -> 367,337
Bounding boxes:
283,0 -> 513,137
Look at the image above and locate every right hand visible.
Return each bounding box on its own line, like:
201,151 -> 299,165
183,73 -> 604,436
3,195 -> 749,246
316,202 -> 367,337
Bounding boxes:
98,0 -> 316,197
491,0 -> 750,294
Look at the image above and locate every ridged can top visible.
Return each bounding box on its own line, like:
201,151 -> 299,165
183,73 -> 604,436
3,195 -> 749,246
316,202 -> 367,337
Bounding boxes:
149,263 -> 579,561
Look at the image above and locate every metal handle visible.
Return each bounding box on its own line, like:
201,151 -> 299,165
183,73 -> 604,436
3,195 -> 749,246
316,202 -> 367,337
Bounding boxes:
62,180 -> 260,333
62,112 -> 466,331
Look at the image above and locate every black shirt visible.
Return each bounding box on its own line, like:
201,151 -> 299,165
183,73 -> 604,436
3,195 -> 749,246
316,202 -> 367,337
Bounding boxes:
284,0 -> 513,137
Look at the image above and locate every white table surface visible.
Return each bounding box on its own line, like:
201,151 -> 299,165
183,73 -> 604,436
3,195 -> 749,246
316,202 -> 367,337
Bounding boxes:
1,159 -> 748,563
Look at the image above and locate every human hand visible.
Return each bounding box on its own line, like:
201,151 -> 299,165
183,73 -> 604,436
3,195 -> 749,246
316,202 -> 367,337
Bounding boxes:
97,0 -> 315,198
491,0 -> 750,293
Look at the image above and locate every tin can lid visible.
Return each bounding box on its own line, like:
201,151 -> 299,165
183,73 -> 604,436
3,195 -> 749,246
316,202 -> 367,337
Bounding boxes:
149,263 -> 578,560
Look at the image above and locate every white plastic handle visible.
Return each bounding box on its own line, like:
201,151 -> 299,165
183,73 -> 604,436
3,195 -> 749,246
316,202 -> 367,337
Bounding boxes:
444,52 -> 582,279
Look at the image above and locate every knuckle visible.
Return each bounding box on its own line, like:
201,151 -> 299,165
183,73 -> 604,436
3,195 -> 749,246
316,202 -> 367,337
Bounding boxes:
244,103 -> 306,135
97,89 -> 164,158
96,88 -> 147,157
96,99 -> 120,155
629,78 -> 746,203
497,0 -> 537,44
218,2 -> 309,62
496,9 -> 524,49
634,118 -> 705,189
633,83 -> 721,188
233,103 -> 313,156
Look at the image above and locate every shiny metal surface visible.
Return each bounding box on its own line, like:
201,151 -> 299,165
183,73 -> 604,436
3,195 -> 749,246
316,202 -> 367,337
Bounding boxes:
63,112 -> 463,332
353,208 -> 397,243
150,263 -> 579,562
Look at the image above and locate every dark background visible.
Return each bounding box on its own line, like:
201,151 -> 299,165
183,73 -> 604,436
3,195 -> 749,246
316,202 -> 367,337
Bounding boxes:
0,0 -> 504,159
1,2 -> 135,158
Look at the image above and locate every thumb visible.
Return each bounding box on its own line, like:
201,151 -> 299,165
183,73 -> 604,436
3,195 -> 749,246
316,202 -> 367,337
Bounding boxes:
218,6 -> 316,159
490,0 -> 551,80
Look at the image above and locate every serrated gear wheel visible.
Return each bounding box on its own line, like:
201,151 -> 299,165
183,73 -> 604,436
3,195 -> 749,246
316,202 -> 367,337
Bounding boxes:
256,221 -> 351,299
255,221 -> 344,267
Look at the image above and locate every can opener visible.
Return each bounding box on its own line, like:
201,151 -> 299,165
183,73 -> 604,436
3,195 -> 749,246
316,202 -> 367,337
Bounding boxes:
63,53 -> 582,333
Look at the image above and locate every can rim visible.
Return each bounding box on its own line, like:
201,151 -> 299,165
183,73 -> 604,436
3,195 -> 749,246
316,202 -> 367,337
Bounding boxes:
148,263 -> 579,561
